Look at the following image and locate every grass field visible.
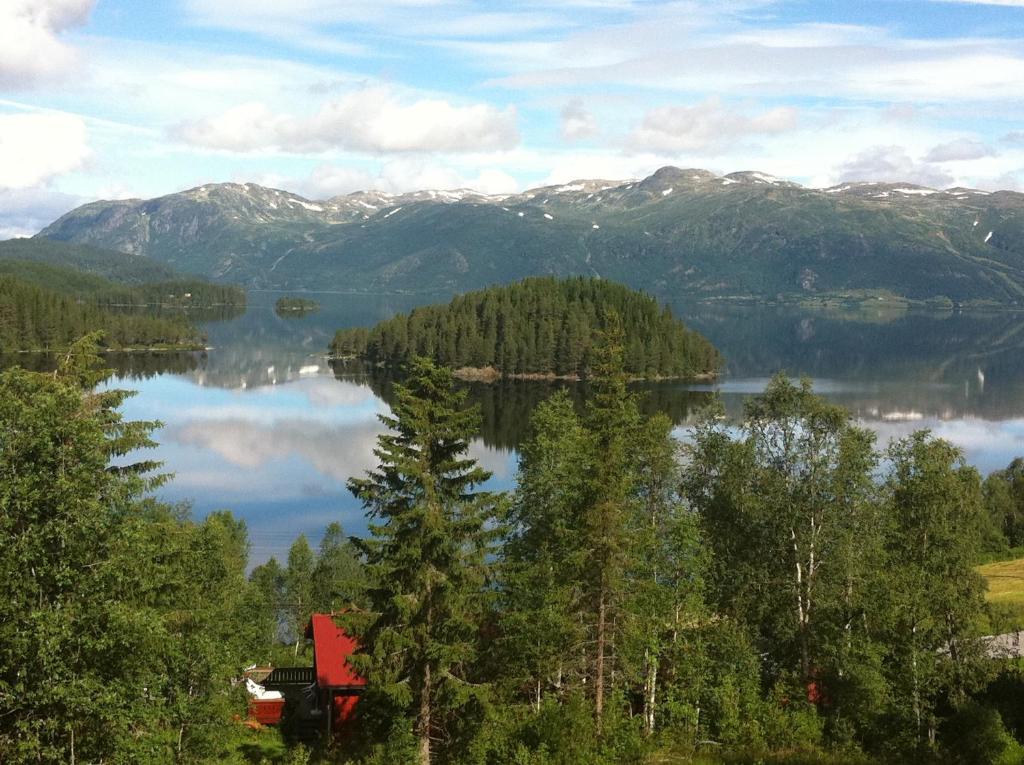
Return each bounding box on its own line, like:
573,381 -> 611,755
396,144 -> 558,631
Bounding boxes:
980,557 -> 1024,631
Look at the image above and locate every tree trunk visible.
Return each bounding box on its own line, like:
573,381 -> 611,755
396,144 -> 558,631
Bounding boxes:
792,527 -> 810,680
417,662 -> 432,765
595,588 -> 606,731
643,650 -> 657,736
911,624 -> 921,740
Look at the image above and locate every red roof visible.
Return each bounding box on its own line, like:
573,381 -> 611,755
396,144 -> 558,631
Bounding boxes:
305,614 -> 366,689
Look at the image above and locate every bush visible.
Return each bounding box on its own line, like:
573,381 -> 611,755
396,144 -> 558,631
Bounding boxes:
940,701 -> 1020,765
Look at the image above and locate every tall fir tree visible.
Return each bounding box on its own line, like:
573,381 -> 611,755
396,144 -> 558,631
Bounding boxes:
347,357 -> 501,765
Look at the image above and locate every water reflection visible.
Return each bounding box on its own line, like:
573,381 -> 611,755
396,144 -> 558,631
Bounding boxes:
8,292 -> 1024,563
330,361 -> 717,450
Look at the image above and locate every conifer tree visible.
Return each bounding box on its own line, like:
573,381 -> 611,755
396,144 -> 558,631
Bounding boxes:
347,357 -> 501,765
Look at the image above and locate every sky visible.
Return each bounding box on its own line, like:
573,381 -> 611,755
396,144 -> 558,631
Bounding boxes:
3,0 -> 1024,237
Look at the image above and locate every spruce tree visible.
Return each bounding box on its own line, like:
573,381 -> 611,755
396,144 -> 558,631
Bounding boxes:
347,357 -> 500,765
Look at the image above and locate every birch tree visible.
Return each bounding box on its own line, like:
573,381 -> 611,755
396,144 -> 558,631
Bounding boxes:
685,375 -> 878,691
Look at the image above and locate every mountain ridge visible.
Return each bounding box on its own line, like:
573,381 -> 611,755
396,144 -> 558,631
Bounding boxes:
33,167 -> 1024,304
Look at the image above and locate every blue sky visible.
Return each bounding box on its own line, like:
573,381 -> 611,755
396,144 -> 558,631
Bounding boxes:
2,0 -> 1024,236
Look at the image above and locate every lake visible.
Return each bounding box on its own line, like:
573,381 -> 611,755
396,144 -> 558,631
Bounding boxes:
76,292 -> 1024,563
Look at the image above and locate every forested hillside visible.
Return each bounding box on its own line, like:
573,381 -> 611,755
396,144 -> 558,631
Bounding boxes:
0,250 -> 245,352
0,259 -> 245,309
0,237 -> 178,283
0,275 -> 206,351
331,276 -> 721,379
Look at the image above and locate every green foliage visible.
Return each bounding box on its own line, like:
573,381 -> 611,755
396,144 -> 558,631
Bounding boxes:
346,357 -> 503,764
495,317 -> 708,750
6,332 -> 1022,764
881,433 -> 992,748
0,338 -> 262,762
0,258 -> 245,310
940,701 -> 1023,765
275,296 -> 320,316
331,276 -> 721,379
984,459 -> 1024,549
0,274 -> 207,351
684,376 -> 999,759
685,375 -> 882,694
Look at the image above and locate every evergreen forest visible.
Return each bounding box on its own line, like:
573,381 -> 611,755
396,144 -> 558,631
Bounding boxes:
7,326 -> 1024,764
275,296 -> 321,316
0,275 -> 207,352
331,277 -> 721,379
0,258 -> 245,352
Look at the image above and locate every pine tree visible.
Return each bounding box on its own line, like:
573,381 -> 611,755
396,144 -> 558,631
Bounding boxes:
347,357 -> 501,765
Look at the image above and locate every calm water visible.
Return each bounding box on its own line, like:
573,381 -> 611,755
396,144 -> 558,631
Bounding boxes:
31,292 -> 1024,564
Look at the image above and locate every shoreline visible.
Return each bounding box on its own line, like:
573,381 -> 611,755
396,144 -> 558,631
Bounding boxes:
452,366 -> 719,383
329,358 -> 719,384
9,344 -> 210,355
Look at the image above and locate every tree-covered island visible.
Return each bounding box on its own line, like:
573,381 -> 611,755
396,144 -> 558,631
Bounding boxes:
330,276 -> 721,380
275,296 -> 321,316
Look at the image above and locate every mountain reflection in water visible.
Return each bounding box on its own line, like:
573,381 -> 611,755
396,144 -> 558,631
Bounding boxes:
7,292 -> 1024,562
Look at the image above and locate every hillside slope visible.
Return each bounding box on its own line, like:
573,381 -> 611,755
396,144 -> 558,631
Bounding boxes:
0,238 -> 178,283
36,168 -> 1024,303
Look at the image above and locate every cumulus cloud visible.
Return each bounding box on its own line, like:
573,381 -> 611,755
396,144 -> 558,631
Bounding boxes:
0,0 -> 94,87
627,98 -> 798,154
560,99 -> 599,141
173,86 -> 519,154
837,145 -> 954,188
0,112 -> 90,189
924,138 -> 996,162
288,160 -> 520,198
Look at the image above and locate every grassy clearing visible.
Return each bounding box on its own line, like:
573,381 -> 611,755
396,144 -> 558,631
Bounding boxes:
980,557 -> 1024,630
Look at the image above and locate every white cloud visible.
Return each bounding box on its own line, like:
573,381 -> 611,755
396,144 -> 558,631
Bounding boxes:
924,138 -> 996,162
0,187 -> 82,239
484,16 -> 1024,104
837,145 -> 954,188
627,98 -> 798,154
0,0 -> 94,88
0,112 -> 89,189
560,99 -> 599,141
173,86 -> 519,154
293,159 -> 520,197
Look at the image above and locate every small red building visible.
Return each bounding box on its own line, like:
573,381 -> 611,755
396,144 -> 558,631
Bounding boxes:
247,613 -> 365,738
305,613 -> 366,737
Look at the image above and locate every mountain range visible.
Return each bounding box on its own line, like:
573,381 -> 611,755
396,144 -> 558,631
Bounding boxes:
33,166 -> 1024,304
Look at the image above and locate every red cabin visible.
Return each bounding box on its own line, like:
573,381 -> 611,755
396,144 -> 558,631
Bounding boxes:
305,613 -> 366,736
245,613 -> 365,738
